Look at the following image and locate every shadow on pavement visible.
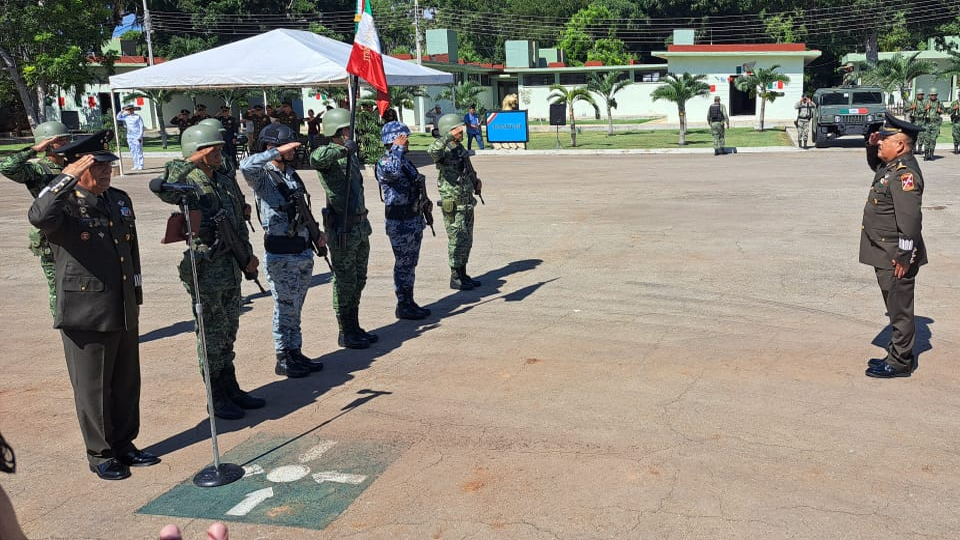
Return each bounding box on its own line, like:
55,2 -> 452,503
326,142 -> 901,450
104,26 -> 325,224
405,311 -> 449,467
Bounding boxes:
870,315 -> 933,368
143,258 -> 544,459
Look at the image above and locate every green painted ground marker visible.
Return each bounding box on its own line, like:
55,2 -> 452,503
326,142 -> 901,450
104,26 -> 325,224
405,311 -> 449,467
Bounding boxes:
139,432 -> 403,530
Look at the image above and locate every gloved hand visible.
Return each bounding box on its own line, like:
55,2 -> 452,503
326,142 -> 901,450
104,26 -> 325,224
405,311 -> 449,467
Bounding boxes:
343,139 -> 359,155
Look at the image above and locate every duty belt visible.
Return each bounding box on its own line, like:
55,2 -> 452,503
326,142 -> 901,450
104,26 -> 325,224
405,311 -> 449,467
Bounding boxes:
384,205 -> 419,220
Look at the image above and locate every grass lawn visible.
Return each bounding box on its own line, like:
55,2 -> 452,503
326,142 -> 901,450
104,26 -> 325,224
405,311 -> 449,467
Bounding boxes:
525,127 -> 792,150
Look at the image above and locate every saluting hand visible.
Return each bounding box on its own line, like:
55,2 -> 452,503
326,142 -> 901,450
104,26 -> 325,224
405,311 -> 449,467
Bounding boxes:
276,142 -> 301,154
32,136 -> 60,153
867,132 -> 882,147
62,155 -> 96,178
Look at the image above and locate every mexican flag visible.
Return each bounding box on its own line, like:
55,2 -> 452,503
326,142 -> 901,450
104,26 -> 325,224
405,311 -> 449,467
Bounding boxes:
346,0 -> 389,116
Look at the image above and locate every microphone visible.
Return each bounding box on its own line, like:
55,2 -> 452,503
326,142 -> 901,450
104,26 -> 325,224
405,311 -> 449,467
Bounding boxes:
149,177 -> 199,194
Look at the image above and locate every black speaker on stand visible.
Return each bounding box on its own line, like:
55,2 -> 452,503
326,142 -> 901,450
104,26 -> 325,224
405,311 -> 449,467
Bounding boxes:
549,103 -> 565,149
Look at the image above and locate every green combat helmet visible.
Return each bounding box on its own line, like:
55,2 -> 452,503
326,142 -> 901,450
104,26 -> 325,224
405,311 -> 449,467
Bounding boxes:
323,108 -> 351,137
197,118 -> 226,133
181,123 -> 225,158
437,114 -> 465,135
33,121 -> 69,144
929,88 -> 939,96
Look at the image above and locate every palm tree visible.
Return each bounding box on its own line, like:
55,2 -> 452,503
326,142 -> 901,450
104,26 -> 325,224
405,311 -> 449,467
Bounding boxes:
434,81 -> 485,113
548,84 -> 598,147
862,52 -> 935,105
587,71 -> 633,136
650,72 -> 710,145
388,86 -> 426,124
734,65 -> 791,131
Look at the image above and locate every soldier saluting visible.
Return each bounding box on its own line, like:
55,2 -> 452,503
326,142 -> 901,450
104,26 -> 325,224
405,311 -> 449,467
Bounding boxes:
28,130 -> 159,480
0,121 -> 70,317
861,113 -> 927,378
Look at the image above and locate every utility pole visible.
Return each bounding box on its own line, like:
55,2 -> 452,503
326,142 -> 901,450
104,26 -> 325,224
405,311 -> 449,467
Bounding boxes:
142,0 -> 155,66
414,0 -> 427,132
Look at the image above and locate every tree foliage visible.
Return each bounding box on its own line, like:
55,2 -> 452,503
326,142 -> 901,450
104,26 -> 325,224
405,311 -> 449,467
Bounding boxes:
587,71 -> 633,135
434,81 -> 485,113
863,52 -> 935,102
734,65 -> 790,131
0,0 -> 121,127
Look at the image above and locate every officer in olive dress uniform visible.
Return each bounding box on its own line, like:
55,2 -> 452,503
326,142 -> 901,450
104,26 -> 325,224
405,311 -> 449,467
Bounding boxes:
0,121 -> 70,317
861,113 -> 927,378
28,130 -> 159,480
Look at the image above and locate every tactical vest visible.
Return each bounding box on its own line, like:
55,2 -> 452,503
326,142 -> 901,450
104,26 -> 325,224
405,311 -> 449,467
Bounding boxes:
708,104 -> 724,122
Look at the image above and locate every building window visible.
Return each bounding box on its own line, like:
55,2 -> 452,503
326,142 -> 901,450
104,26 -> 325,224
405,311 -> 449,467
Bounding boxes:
480,75 -> 491,86
638,70 -> 665,83
559,73 -> 587,85
523,74 -> 556,86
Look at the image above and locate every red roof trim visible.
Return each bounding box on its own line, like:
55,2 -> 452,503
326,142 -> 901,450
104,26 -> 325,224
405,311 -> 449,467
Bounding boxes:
667,44 -> 806,52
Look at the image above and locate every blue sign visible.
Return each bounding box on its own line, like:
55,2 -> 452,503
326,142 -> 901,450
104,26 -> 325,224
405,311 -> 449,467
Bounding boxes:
485,110 -> 529,143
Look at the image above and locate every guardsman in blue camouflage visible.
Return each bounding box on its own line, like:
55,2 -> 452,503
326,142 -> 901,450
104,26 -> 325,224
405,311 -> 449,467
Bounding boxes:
311,108 -> 378,349
428,113 -> 483,290
28,130 -> 159,480
240,123 -> 325,378
375,121 -> 432,320
154,123 -> 266,419
0,121 -> 70,317
862,113 -> 927,378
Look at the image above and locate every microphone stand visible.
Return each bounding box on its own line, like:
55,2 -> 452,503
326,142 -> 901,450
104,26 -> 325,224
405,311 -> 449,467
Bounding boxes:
179,194 -> 244,488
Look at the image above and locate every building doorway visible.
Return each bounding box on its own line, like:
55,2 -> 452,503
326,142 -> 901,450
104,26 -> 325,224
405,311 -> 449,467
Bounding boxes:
729,79 -> 756,116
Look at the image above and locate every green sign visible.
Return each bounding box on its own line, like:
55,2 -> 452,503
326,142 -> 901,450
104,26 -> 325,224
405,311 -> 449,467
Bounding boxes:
139,432 -> 403,530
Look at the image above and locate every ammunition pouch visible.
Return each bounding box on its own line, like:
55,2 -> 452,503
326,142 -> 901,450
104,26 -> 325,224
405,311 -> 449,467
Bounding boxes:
385,205 -> 419,220
264,234 -> 308,255
321,206 -> 366,229
441,199 -> 456,214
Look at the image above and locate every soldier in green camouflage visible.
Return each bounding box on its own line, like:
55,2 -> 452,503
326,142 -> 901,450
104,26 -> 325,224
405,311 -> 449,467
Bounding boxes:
429,114 -> 483,290
949,90 -> 960,154
921,88 -> 943,161
905,90 -> 926,155
154,123 -> 265,420
0,121 -> 70,317
310,108 -> 378,350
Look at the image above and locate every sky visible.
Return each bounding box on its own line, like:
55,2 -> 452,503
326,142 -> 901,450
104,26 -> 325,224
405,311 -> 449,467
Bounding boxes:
112,13 -> 141,37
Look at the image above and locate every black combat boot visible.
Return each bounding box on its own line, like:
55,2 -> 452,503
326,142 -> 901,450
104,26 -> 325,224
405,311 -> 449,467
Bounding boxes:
274,350 -> 310,378
396,289 -> 428,320
460,266 -> 481,287
714,148 -> 719,156
353,307 -> 378,343
409,287 -> 431,317
450,267 -> 474,290
337,310 -> 370,349
221,364 -> 266,408
954,143 -> 958,154
210,373 -> 244,420
289,349 -> 323,372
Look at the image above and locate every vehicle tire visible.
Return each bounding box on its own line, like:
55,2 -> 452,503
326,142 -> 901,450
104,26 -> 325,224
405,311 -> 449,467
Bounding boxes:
814,130 -> 825,148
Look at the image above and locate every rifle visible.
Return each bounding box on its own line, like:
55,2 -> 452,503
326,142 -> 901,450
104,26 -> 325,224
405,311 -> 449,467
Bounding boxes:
210,208 -> 267,293
270,170 -> 332,270
456,146 -> 485,205
414,173 -> 435,236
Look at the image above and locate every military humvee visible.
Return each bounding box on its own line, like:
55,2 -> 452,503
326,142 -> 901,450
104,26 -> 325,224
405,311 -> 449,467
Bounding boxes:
810,86 -> 886,147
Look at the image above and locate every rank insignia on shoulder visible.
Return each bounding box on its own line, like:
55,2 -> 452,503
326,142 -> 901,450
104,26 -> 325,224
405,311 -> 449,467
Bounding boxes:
901,173 -> 915,191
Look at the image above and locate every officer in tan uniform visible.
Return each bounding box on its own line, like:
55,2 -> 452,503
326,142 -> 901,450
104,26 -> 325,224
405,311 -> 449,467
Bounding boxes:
861,113 -> 926,378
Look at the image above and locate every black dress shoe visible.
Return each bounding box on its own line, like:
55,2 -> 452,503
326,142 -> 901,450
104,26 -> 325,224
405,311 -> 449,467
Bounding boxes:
867,358 -> 887,369
865,363 -> 911,378
89,458 -> 131,480
119,449 -> 161,467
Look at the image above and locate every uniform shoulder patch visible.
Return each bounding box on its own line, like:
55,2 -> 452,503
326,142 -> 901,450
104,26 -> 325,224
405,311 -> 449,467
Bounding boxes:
901,172 -> 915,191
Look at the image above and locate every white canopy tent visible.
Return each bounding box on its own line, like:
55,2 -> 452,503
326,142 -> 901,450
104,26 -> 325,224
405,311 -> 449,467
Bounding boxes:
107,28 -> 454,172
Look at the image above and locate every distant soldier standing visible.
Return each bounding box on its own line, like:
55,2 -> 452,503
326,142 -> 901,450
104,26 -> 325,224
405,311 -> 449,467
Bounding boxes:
861,113 -> 926,378
240,123 -> 325,377
429,113 -> 483,290
375,121 -> 432,320
905,90 -> 926,154
311,108 -> 378,349
794,95 -> 816,149
154,123 -> 265,419
0,121 -> 69,317
950,90 -> 960,154
921,88 -> 944,161
706,96 -> 730,155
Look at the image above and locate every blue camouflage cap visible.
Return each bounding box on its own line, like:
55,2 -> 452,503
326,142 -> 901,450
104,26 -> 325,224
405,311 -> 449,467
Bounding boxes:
381,121 -> 411,145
